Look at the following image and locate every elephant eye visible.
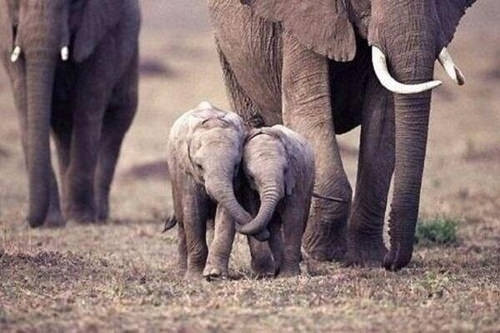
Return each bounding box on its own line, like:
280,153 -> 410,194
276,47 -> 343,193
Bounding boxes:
195,162 -> 203,171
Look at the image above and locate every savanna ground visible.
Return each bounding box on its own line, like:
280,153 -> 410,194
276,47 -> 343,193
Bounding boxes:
1,1 -> 499,331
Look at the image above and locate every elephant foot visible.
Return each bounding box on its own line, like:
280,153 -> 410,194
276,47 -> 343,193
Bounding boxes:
383,239 -> 414,271
302,221 -> 347,262
276,264 -> 300,278
251,256 -> 276,278
302,197 -> 349,262
96,200 -> 110,222
203,264 -> 229,280
346,233 -> 388,267
44,209 -> 66,228
184,269 -> 204,281
66,208 -> 96,224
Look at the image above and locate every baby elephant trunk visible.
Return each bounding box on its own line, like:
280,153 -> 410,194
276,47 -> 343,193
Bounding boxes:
237,185 -> 281,239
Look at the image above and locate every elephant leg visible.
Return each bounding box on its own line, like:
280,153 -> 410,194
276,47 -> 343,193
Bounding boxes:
51,106 -> 73,225
268,217 -> 284,275
65,63 -> 113,223
347,76 -> 395,266
94,60 -> 138,221
241,189 -> 276,277
204,205 -> 235,279
278,196 -> 309,277
216,42 -> 266,128
182,184 -> 210,280
346,77 -> 394,265
282,32 -> 351,262
177,219 -> 188,273
248,236 -> 275,278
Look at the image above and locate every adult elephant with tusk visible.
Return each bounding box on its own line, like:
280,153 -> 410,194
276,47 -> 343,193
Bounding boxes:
0,0 -> 140,227
207,0 -> 476,270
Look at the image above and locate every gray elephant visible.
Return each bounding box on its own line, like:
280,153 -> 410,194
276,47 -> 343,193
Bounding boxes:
204,125 -> 315,278
0,0 -> 140,227
164,102 -> 270,279
207,0 -> 476,270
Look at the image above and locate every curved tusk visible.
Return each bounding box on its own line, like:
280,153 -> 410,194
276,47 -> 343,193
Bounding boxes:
10,46 -> 21,63
438,47 -> 465,86
61,46 -> 69,61
372,46 -> 442,94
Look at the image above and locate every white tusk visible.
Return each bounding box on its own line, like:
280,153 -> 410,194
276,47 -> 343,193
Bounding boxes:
61,46 -> 69,61
10,46 -> 21,63
438,47 -> 465,86
372,46 -> 442,94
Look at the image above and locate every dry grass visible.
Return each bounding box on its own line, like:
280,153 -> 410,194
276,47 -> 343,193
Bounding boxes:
1,0 -> 500,331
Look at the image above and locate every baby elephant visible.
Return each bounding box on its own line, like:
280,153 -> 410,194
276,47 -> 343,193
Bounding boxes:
205,125 -> 315,278
165,102 -> 266,279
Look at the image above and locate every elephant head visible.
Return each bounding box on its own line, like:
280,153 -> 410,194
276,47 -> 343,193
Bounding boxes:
242,0 -> 475,269
236,126 -> 300,236
171,102 -> 254,227
0,0 -> 125,227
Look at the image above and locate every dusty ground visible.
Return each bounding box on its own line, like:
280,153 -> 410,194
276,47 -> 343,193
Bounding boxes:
1,1 -> 499,331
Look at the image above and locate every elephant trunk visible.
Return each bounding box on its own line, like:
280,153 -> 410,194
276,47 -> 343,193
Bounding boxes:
25,55 -> 56,227
205,169 -> 252,226
237,184 -> 282,236
383,19 -> 436,269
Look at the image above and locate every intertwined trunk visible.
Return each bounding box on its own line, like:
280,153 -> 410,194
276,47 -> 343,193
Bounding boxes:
205,165 -> 252,226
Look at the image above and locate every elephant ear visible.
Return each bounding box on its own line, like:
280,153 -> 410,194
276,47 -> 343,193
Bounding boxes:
72,0 -> 124,62
242,0 -> 357,61
436,0 -> 477,48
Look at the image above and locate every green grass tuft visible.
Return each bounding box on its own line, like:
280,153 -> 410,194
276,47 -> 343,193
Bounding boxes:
415,218 -> 459,246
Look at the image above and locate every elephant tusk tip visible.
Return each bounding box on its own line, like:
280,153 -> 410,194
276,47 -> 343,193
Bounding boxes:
61,46 -> 69,61
10,46 -> 21,63
455,67 -> 466,86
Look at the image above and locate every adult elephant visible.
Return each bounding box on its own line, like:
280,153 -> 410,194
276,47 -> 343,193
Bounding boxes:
207,0 -> 475,270
0,0 -> 140,227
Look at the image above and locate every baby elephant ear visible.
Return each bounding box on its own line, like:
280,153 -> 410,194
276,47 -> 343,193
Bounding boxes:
242,0 -> 356,61
436,0 -> 477,48
72,0 -> 124,62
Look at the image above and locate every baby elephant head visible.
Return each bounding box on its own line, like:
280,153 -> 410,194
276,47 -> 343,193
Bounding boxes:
184,103 -> 252,226
237,126 -> 299,236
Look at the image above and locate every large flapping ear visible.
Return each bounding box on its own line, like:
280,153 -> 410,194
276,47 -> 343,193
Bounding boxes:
242,0 -> 357,61
72,0 -> 124,62
0,0 -> 14,55
436,0 -> 477,48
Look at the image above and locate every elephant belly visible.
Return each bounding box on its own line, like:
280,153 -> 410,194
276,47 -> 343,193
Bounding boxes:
209,0 -> 283,125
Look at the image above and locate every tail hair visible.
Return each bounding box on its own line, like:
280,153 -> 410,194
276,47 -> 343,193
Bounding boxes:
162,214 -> 177,232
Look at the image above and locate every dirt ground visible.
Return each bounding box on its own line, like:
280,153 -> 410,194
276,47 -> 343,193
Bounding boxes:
1,1 -> 499,331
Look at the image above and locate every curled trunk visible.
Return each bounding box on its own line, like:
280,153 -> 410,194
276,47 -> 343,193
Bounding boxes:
237,186 -> 281,238
205,170 -> 252,226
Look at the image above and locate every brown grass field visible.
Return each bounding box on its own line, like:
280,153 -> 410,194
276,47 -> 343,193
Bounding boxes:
1,1 -> 499,331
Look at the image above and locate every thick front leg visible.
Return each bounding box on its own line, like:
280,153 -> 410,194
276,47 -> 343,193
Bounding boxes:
65,57 -> 113,223
204,206 -> 236,279
282,32 -> 351,261
347,76 -> 394,266
95,57 -> 138,221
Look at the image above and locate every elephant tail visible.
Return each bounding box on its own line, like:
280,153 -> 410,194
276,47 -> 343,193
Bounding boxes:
163,214 -> 177,232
